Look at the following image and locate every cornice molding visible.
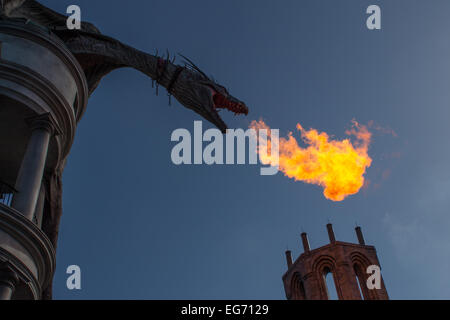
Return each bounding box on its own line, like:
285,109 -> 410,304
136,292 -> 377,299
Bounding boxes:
0,59 -> 75,160
0,19 -> 88,121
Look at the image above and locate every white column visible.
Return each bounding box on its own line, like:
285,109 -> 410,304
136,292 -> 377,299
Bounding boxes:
11,113 -> 59,221
34,184 -> 46,228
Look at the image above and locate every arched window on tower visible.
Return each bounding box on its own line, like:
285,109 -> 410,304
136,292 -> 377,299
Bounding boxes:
291,273 -> 306,300
355,274 -> 364,299
323,267 -> 338,300
354,264 -> 369,300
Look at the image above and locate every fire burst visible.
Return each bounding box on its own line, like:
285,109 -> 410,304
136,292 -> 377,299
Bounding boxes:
250,120 -> 372,201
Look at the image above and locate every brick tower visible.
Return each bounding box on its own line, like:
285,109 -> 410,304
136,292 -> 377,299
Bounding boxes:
282,224 -> 389,300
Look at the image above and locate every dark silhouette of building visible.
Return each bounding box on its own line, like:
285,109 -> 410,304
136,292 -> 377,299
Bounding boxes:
282,224 -> 389,300
0,19 -> 87,299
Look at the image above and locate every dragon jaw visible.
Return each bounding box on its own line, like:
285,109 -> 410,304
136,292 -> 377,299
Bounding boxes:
207,82 -> 248,133
176,79 -> 248,134
170,57 -> 248,133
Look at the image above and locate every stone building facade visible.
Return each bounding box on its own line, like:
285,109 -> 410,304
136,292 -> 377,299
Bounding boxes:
0,19 -> 88,299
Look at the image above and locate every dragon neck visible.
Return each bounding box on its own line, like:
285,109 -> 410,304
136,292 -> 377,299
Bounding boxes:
60,31 -> 183,95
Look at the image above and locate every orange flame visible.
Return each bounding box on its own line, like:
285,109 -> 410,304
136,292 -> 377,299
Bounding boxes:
250,120 -> 372,201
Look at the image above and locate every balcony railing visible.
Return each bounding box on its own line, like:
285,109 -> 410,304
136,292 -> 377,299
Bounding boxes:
0,180 -> 17,207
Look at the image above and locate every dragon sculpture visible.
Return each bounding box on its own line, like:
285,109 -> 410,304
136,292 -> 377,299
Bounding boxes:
1,0 -> 248,298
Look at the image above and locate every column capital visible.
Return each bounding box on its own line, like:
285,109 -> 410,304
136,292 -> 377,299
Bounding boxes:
0,262 -> 20,289
25,112 -> 62,136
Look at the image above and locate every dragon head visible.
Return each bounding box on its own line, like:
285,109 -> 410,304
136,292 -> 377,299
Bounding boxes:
170,55 -> 248,133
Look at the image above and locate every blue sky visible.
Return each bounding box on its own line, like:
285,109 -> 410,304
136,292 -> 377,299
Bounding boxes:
40,0 -> 450,299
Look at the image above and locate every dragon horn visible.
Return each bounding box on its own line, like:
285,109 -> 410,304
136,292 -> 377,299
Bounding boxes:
178,53 -> 209,79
